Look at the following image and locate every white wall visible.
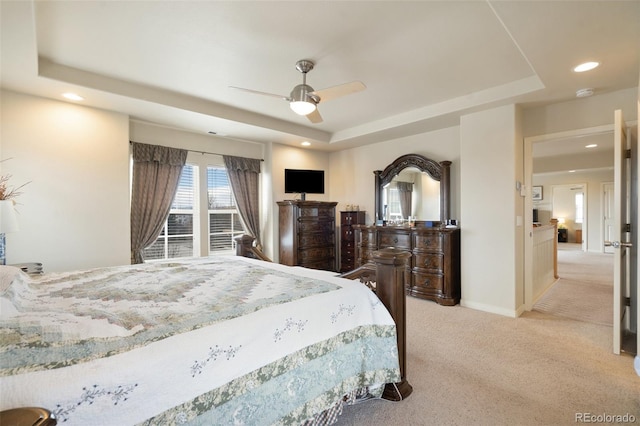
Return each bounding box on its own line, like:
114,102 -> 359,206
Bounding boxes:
1,90 -> 130,271
523,87 -> 637,136
460,104 -> 522,316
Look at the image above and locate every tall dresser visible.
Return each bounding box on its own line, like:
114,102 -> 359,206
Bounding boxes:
339,211 -> 366,272
277,200 -> 338,271
354,225 -> 461,305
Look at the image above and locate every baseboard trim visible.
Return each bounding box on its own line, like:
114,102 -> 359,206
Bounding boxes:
460,299 -> 519,318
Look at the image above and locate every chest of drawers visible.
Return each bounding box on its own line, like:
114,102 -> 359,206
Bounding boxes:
278,200 -> 337,271
339,211 -> 366,272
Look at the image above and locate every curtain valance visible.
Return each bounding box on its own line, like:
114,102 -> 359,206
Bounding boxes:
132,142 -> 188,166
223,155 -> 261,173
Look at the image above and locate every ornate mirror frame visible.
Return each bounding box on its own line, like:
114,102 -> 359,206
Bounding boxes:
374,154 -> 451,223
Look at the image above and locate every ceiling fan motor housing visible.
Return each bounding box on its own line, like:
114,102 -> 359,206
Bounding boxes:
290,84 -> 319,104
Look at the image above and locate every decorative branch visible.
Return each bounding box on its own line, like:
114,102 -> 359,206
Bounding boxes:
0,159 -> 30,201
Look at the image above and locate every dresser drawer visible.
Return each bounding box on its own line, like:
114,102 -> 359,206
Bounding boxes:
299,231 -> 334,247
342,246 -> 356,257
379,232 -> 411,249
413,252 -> 444,272
413,233 -> 443,251
341,226 -> 356,242
298,246 -> 335,262
411,270 -> 444,292
300,206 -> 334,218
357,229 -> 377,247
298,219 -> 333,232
340,211 -> 365,225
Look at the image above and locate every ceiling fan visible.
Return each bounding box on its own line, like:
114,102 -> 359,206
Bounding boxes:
230,59 -> 366,124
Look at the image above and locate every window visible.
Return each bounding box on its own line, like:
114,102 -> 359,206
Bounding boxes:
143,164 -> 195,260
142,158 -> 246,261
208,166 -> 245,253
382,183 -> 402,221
575,192 -> 584,224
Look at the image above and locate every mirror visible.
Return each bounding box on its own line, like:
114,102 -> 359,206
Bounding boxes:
383,167 -> 441,221
374,154 -> 451,223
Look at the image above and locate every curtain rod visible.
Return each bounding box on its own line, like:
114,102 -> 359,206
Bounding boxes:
129,141 -> 263,161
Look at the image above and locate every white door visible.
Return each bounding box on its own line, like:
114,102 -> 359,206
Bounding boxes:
609,110 -> 636,356
603,182 -> 615,254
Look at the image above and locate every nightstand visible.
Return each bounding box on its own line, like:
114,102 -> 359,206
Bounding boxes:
10,262 -> 44,275
558,229 -> 568,243
0,407 -> 56,425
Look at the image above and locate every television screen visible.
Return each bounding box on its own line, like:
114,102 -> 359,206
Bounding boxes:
284,169 -> 325,195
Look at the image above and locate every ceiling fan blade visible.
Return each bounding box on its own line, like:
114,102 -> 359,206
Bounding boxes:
229,86 -> 290,101
306,109 -> 323,124
311,81 -> 366,102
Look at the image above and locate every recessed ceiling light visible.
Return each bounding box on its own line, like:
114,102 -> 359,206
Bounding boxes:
62,93 -> 84,101
301,141 -> 311,146
573,61 -> 599,73
585,144 -> 598,148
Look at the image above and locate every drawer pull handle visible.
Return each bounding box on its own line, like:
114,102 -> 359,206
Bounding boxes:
393,237 -> 398,243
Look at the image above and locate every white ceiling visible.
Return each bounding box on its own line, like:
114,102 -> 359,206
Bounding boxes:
1,1 -> 638,153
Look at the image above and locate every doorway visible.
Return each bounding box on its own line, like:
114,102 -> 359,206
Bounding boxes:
551,183 -> 587,250
523,124 -> 614,310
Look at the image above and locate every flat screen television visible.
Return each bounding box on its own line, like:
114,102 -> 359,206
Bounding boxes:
285,169 -> 324,200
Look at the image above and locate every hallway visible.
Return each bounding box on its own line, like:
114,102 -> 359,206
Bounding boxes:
533,244 -> 614,326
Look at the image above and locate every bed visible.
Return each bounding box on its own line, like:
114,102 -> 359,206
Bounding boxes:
0,247 -> 410,425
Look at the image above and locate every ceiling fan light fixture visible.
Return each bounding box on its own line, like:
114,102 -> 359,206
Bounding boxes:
290,100 -> 316,116
289,83 -> 317,115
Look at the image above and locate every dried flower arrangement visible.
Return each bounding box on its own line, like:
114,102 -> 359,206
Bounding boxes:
0,173 -> 28,201
0,159 -> 29,201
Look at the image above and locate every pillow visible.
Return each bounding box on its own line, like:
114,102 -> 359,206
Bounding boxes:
0,265 -> 23,296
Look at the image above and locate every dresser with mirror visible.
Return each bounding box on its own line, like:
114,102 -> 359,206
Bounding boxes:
353,153 -> 461,305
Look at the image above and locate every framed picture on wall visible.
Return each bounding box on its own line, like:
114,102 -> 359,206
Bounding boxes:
532,186 -> 543,201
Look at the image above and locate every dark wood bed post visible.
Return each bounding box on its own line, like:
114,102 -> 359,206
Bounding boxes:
234,234 -> 272,262
373,248 -> 413,401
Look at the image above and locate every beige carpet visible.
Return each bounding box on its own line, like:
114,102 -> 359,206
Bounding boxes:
533,246 -> 613,326
335,247 -> 638,426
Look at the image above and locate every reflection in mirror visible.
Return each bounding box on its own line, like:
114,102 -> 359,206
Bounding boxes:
375,153 -> 450,223
383,167 -> 441,221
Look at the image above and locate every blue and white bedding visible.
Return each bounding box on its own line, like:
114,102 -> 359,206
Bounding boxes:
0,256 -> 400,425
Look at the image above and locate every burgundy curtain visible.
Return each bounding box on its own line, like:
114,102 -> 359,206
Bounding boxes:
130,142 -> 187,264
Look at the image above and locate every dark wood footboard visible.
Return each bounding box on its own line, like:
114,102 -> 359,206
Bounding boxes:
235,235 -> 412,401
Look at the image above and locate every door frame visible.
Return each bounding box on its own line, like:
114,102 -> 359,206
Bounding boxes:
523,124 -> 613,310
